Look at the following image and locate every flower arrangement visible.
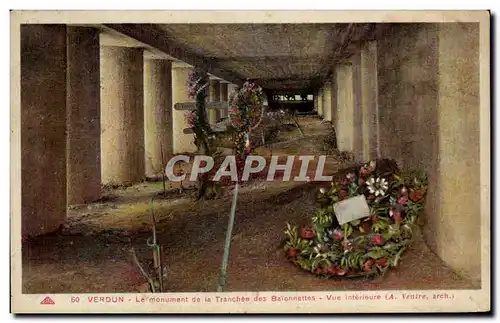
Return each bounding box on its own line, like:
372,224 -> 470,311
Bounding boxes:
283,160 -> 428,279
228,80 -> 265,156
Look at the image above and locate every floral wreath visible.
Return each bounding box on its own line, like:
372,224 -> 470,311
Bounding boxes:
228,80 -> 266,156
284,160 -> 428,278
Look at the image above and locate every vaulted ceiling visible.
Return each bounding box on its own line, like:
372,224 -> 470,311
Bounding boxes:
103,23 -> 382,92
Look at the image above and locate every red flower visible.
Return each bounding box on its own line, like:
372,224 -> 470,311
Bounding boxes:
375,257 -> 388,267
393,213 -> 403,224
339,190 -> 348,200
363,259 -> 375,272
367,194 -> 376,200
360,165 -> 374,177
326,266 -> 338,275
389,208 -> 401,219
333,230 -> 344,240
288,248 -> 297,258
336,267 -> 349,276
409,190 -> 424,202
360,222 -> 372,233
370,233 -> 385,246
371,215 -> 378,222
300,227 -> 316,239
397,196 -> 408,205
358,178 -> 365,185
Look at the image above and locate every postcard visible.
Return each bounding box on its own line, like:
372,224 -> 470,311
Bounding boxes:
10,9 -> 490,314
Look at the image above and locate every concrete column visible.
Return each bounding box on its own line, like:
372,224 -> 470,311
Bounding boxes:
66,27 -> 101,205
322,82 -> 332,122
209,79 -> 221,123
219,82 -> 229,118
100,46 -> 145,185
21,25 -> 67,237
360,40 -> 380,161
317,88 -> 324,117
313,92 -> 318,112
172,66 -> 197,154
351,51 -> 364,161
432,23 -> 481,282
228,84 -> 238,101
329,71 -> 338,125
376,23 -> 481,283
335,63 -> 354,153
144,59 -> 173,179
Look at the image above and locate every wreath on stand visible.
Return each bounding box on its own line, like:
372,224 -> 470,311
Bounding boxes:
216,80 -> 266,292
284,160 -> 428,279
227,80 -> 266,181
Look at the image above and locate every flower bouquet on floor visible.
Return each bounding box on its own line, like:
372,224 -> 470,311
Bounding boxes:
283,159 -> 428,279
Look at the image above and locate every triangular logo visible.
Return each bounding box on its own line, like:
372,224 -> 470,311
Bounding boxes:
40,296 -> 55,305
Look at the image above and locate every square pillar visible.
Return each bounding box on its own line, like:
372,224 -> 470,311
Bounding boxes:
21,25 -> 67,237
66,26 -> 101,205
335,63 -> 354,153
219,82 -> 229,118
329,71 -> 338,125
351,51 -> 364,161
100,46 -> 145,185
172,66 -> 197,154
317,88 -> 324,117
322,82 -> 332,122
313,91 -> 318,113
144,59 -> 173,178
209,79 -> 221,123
433,23 -> 481,282
360,40 -> 380,161
376,23 -> 482,283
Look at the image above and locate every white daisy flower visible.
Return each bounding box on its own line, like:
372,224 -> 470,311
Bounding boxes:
366,177 -> 389,196
319,187 -> 326,194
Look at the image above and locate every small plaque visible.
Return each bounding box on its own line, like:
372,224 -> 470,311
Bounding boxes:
333,194 -> 370,225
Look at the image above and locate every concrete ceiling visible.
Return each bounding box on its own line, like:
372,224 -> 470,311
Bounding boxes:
104,23 -> 380,92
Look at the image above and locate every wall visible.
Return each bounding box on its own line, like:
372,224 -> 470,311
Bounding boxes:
376,23 -> 481,283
